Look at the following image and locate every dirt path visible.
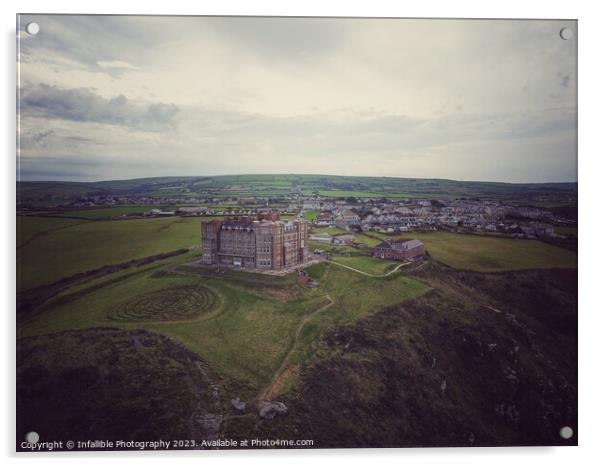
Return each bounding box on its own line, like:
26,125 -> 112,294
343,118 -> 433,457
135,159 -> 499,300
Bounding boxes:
259,293 -> 335,401
327,260 -> 408,278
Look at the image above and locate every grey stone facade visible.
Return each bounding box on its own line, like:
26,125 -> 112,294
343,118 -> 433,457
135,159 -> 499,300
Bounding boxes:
202,216 -> 308,270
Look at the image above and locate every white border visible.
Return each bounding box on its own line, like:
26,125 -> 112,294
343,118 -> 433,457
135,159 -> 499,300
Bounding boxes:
3,1 -> 601,465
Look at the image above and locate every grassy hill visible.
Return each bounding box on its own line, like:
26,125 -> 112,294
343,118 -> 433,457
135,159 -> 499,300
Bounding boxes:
395,231 -> 576,272
17,216 -> 203,291
249,264 -> 577,447
17,327 -> 220,445
17,174 -> 577,204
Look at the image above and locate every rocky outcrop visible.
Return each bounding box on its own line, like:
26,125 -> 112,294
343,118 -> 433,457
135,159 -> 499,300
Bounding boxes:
230,397 -> 246,413
257,401 -> 288,420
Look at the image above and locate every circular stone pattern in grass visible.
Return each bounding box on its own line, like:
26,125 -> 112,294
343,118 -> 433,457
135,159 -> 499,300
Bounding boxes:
109,286 -> 219,322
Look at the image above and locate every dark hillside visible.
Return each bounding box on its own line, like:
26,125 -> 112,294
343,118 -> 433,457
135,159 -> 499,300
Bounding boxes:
16,328 -> 221,448
262,265 -> 577,447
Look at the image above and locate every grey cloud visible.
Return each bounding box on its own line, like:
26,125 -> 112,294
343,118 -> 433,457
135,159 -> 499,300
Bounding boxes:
20,84 -> 179,131
206,17 -> 342,61
17,16 -> 577,183
183,105 -> 574,154
18,155 -> 107,182
18,15 -> 170,75
29,129 -> 54,145
19,127 -> 104,153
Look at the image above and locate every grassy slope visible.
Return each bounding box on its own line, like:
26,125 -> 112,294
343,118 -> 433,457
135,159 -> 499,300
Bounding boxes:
268,265 -> 577,448
402,232 -> 577,271
289,263 -> 429,372
18,175 -> 578,206
17,216 -> 90,247
309,226 -> 348,235
353,233 -> 384,247
17,327 -> 218,443
54,205 -> 175,219
19,261 -> 429,393
330,255 -> 399,275
17,216 -> 202,290
554,225 -> 578,237
366,231 -> 577,272
16,215 -> 576,401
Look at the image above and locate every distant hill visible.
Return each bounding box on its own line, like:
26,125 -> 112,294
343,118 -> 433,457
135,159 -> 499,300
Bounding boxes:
17,174 -> 577,205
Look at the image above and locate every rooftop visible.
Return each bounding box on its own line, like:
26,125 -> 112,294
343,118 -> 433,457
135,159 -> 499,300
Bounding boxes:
375,239 -> 423,250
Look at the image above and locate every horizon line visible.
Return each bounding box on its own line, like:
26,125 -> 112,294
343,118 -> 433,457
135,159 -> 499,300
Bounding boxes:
16,173 -> 578,186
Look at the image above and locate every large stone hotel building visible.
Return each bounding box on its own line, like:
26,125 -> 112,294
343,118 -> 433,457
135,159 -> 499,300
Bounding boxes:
201,213 -> 309,271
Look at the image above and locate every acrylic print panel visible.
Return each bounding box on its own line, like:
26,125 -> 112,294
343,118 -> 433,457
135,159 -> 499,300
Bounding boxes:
16,15 -> 577,451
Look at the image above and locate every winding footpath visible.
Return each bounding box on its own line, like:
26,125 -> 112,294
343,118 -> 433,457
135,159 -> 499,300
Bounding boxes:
259,294 -> 334,401
327,259 -> 408,278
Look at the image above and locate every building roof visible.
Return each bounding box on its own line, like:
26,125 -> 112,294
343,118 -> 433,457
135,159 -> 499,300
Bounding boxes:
334,234 -> 356,240
222,217 -> 255,229
374,239 -> 423,250
401,239 -> 423,250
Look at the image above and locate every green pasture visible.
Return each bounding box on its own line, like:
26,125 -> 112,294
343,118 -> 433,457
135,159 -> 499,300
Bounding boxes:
329,255 -> 399,275
55,205 -> 175,219
16,210 -> 577,401
400,232 -> 577,272
303,210 -> 319,221
554,225 -> 578,237
309,226 -> 347,235
17,216 -> 90,247
17,216 -> 208,291
19,258 -> 429,394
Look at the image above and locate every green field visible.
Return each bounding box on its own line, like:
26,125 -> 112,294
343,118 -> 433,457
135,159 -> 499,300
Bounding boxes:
353,233 -> 384,247
303,210 -> 319,221
17,212 -> 577,402
17,216 -> 90,247
18,174 -> 577,205
554,225 -> 578,237
399,232 -> 577,272
307,240 -> 362,254
320,190 -> 394,197
17,216 -> 208,290
55,205 -> 175,219
309,226 -> 347,235
19,261 -> 429,395
318,190 -> 415,198
329,255 -> 400,275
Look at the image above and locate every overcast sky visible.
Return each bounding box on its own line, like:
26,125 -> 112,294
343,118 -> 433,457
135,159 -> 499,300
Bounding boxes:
17,15 -> 577,183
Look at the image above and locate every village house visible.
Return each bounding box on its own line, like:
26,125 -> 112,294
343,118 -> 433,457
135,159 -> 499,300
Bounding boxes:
314,211 -> 335,226
372,239 -> 425,262
332,234 -> 356,245
335,209 -> 361,230
520,222 -> 555,237
309,232 -> 333,244
302,198 -> 322,210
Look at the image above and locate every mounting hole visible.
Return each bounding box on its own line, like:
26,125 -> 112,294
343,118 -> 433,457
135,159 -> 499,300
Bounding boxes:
25,22 -> 40,35
559,27 -> 573,40
25,431 -> 39,443
559,426 -> 574,439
